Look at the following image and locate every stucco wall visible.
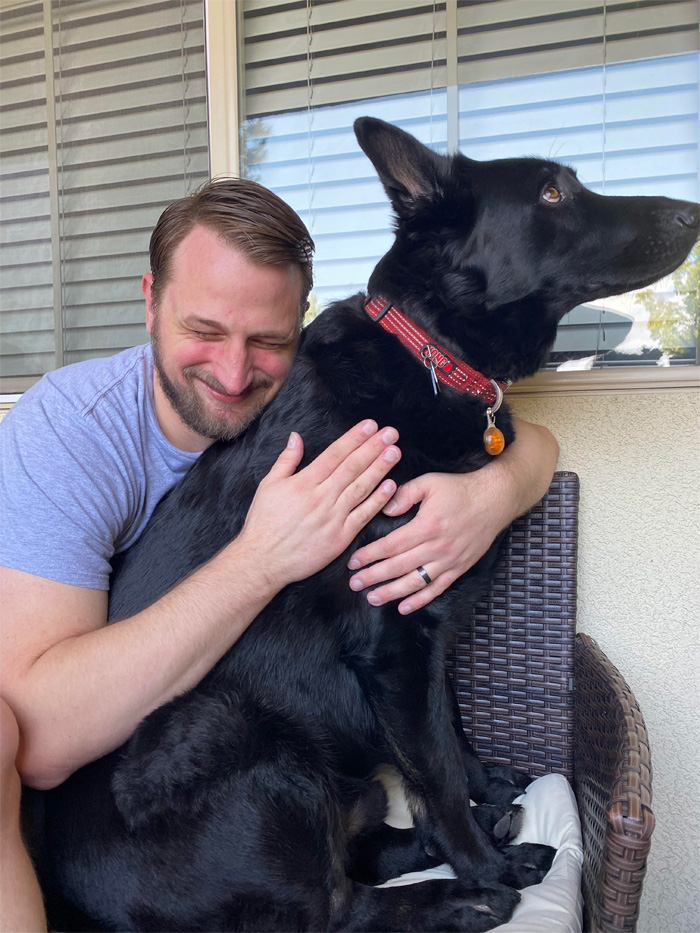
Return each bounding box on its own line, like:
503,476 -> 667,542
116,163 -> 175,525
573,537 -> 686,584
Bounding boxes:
511,389 -> 700,933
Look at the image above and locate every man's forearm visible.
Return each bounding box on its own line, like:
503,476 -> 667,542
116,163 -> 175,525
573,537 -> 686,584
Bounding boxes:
15,540 -> 280,789
495,418 -> 560,521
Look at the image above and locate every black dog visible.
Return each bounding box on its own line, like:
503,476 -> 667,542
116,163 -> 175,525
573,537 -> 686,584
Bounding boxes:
36,118 -> 698,932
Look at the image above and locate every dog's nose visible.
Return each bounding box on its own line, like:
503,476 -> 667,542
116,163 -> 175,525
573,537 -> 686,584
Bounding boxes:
675,202 -> 700,231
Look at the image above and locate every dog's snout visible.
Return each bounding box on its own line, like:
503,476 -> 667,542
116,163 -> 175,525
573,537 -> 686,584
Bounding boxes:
674,202 -> 700,231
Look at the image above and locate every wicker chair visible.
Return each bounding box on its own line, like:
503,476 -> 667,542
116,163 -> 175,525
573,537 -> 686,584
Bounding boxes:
446,471 -> 654,933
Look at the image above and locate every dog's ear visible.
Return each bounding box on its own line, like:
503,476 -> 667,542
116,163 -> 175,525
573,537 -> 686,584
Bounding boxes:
354,117 -> 450,215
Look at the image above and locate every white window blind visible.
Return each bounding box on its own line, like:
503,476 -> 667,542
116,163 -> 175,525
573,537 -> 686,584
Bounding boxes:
239,0 -> 699,370
1,1 -> 52,391
242,0 -> 447,118
242,0 -> 699,118
0,0 -> 210,393
455,0 -> 699,83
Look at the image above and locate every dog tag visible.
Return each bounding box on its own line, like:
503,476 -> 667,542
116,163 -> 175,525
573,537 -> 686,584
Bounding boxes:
483,408 -> 505,456
421,346 -> 441,397
428,359 -> 440,397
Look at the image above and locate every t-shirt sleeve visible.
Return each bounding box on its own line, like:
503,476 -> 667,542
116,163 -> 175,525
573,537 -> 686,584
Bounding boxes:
0,390 -> 132,590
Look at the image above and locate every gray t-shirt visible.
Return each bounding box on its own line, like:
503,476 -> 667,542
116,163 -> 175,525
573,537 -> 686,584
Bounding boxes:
0,344 -> 201,590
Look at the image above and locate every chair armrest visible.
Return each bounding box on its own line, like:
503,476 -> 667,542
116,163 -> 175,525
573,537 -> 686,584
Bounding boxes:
574,633 -> 655,933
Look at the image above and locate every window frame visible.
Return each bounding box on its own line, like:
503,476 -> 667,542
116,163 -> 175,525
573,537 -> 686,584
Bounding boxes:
204,0 -> 700,397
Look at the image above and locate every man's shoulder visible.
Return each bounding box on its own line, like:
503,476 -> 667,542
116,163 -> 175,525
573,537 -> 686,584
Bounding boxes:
5,345 -> 152,433
0,345 -> 156,588
35,344 -> 151,417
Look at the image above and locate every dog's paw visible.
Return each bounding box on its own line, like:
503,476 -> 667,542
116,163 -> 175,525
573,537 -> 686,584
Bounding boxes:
499,842 -> 556,890
479,763 -> 532,806
365,879 -> 521,932
434,881 -> 521,932
472,802 -> 524,846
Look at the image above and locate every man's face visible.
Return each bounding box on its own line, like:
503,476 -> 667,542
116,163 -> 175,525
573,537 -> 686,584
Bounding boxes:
143,225 -> 303,452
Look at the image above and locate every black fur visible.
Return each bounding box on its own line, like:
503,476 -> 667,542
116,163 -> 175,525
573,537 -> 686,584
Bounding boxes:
36,118 -> 698,932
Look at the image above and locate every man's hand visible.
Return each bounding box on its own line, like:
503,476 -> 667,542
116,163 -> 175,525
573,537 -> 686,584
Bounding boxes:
346,420 -> 559,614
238,420 -> 401,587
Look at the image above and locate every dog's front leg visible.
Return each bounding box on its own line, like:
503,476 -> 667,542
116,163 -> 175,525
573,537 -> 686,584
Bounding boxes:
375,662 -> 554,890
405,711 -> 506,882
366,655 -> 504,883
411,715 -> 556,890
444,673 -> 532,807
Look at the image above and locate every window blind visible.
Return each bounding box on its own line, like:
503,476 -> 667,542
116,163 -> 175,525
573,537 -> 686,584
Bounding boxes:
0,0 -> 210,393
239,0 -> 699,369
455,0 -> 699,84
242,0 -> 447,120
241,0 -> 699,119
0,1 -> 53,390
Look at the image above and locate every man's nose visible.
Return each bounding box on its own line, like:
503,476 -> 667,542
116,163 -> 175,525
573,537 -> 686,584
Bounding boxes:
212,342 -> 253,396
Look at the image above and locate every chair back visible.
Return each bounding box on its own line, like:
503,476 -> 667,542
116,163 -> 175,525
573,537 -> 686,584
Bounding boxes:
446,470 -> 580,778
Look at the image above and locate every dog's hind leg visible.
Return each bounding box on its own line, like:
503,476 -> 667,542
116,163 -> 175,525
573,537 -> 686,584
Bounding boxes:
332,879 -> 521,932
46,692 -> 349,932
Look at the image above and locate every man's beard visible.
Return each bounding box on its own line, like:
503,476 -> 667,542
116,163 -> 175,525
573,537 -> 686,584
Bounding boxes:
150,327 -> 273,442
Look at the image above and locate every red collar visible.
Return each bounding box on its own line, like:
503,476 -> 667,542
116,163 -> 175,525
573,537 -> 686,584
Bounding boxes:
364,296 -> 508,407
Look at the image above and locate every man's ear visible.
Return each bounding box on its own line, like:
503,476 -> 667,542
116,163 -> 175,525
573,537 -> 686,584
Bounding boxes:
142,273 -> 155,335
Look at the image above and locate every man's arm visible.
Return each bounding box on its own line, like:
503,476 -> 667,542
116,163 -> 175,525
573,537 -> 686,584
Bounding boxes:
1,421 -> 401,790
346,419 -> 559,614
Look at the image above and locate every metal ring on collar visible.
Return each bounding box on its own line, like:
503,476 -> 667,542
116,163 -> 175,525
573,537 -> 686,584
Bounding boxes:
416,566 -> 432,586
489,380 -> 504,414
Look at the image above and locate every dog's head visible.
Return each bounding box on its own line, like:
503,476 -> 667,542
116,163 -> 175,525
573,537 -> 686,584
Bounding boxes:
354,117 -> 698,376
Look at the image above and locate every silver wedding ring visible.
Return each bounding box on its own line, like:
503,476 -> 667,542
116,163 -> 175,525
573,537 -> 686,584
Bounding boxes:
416,566 -> 432,586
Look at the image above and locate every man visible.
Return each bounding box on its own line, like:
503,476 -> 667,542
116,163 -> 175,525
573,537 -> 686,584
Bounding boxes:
0,178 -> 558,931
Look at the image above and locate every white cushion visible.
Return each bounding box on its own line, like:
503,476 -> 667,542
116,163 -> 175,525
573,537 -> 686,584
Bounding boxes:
377,773 -> 584,933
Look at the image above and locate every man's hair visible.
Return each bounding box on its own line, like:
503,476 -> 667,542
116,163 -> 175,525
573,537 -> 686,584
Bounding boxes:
149,177 -> 314,314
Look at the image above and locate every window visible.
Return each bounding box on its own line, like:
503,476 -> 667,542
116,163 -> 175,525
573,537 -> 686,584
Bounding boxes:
0,0 -> 209,393
234,0 -> 699,378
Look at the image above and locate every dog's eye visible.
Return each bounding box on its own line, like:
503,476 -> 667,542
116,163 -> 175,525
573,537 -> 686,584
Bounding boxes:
542,185 -> 563,204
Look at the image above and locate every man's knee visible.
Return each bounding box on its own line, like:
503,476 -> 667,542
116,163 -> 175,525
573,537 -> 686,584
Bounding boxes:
0,698 -> 48,932
1,696 -> 22,815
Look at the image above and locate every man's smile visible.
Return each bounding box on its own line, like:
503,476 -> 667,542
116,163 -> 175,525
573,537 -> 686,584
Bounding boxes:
194,375 -> 255,405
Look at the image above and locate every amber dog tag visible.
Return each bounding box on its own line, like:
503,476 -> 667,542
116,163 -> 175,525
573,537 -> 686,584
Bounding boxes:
483,407 -> 505,455
483,424 -> 505,456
